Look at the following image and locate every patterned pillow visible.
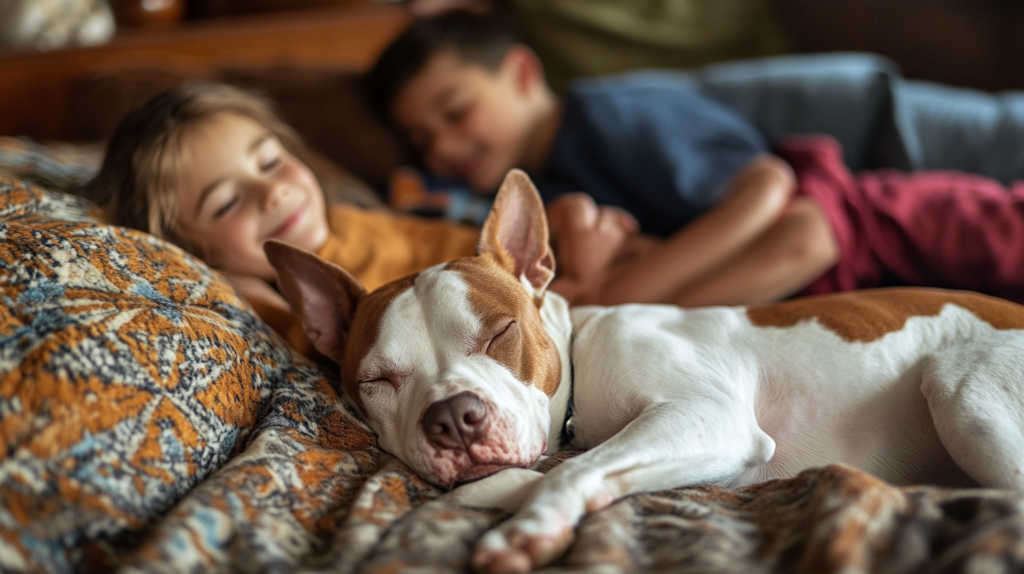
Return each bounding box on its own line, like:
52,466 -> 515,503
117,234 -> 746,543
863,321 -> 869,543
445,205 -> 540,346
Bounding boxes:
0,136 -> 102,195
0,175 -> 347,572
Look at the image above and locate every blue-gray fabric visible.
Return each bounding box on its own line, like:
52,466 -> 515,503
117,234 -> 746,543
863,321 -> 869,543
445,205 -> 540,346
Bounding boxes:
891,81 -> 1024,182
537,76 -> 769,236
535,52 -> 1024,236
691,52 -> 1024,181
689,53 -> 897,171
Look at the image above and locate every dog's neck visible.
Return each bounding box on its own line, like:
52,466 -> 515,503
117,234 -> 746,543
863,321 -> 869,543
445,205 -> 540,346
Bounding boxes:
539,290 -> 574,454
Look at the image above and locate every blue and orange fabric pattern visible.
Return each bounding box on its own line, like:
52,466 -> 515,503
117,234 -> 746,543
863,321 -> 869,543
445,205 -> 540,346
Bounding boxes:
3,138 -> 1024,573
0,172 -> 379,571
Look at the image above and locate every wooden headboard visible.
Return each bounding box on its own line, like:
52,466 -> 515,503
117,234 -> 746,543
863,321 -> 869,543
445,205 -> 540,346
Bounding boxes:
0,3 -> 410,143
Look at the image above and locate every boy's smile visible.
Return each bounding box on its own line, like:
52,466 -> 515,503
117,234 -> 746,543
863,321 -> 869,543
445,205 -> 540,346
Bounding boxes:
175,112 -> 329,280
391,49 -> 557,192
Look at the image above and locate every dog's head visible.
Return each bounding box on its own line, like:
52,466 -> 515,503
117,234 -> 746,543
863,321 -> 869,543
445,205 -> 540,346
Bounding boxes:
266,170 -> 573,488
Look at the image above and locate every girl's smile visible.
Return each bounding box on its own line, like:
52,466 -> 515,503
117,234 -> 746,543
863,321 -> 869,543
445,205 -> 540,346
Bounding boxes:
175,112 -> 330,280
269,203 -> 309,239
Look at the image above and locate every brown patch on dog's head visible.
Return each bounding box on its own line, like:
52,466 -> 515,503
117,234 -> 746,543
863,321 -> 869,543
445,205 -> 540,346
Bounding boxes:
747,288 -> 1024,342
339,275 -> 416,413
446,255 -> 562,397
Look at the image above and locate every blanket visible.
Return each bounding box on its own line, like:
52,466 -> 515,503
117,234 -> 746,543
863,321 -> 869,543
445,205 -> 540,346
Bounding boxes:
2,138 -> 1024,573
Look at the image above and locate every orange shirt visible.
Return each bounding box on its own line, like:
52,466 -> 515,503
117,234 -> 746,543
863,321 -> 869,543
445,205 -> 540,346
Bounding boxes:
253,204 -> 480,357
317,204 -> 479,291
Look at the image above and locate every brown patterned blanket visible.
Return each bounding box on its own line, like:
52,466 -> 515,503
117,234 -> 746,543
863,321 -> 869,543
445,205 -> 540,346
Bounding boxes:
2,138 -> 1024,573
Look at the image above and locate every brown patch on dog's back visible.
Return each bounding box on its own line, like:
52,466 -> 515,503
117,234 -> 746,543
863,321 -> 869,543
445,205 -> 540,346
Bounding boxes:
747,288 -> 1024,343
446,256 -> 562,397
340,275 -> 417,412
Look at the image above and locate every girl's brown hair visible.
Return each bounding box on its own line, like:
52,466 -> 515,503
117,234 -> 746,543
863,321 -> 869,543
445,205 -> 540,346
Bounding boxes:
86,82 -> 379,253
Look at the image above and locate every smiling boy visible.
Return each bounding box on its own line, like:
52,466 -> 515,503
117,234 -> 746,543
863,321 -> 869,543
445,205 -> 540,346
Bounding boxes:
368,10 -> 780,238
366,10 -> 839,306
367,10 -> 1024,307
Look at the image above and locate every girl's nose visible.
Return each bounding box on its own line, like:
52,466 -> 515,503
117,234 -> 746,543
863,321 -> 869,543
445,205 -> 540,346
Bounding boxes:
254,179 -> 288,210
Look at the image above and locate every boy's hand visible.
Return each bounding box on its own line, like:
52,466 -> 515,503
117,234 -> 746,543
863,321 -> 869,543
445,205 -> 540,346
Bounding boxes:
546,193 -> 638,303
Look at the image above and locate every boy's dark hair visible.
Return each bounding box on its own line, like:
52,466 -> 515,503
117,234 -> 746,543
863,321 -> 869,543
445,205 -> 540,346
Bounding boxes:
365,9 -> 518,123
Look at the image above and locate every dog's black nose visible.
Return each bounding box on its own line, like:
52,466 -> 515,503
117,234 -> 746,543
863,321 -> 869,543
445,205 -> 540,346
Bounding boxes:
422,392 -> 488,450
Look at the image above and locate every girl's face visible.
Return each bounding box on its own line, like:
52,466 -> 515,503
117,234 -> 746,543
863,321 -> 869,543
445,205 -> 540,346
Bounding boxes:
175,112 -> 329,281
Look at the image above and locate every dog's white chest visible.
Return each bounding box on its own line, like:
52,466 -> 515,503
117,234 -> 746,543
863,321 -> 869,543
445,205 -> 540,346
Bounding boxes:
567,304 -> 761,448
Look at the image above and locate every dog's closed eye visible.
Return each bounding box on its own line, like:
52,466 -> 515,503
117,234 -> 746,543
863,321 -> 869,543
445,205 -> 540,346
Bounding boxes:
484,320 -> 516,355
359,366 -> 408,391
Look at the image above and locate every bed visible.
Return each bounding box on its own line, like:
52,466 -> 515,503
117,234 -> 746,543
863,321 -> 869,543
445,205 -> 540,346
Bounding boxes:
10,39 -> 1024,570
3,120 -> 1024,573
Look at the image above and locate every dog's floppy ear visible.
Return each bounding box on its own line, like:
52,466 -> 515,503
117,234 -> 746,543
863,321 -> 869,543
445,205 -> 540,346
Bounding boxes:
264,239 -> 366,362
478,169 -> 555,298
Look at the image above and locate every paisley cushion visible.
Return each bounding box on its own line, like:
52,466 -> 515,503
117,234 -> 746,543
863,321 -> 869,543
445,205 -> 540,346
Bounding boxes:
0,176 -> 357,572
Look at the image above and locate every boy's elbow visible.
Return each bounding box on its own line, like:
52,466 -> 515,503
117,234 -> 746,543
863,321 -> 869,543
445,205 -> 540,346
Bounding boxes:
787,198 -> 839,270
730,154 -> 797,219
748,154 -> 796,189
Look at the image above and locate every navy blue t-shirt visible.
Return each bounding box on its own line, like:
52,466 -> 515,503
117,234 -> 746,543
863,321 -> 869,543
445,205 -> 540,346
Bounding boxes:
535,72 -> 769,237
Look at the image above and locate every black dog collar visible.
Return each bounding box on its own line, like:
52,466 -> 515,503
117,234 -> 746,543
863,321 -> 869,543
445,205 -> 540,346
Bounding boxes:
559,356 -> 575,449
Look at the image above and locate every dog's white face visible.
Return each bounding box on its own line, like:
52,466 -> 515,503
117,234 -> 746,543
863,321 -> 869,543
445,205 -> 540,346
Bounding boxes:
349,257 -> 560,487
266,170 -> 566,488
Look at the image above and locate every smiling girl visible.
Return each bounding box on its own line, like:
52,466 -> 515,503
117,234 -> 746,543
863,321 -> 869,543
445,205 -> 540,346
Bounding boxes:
86,83 -> 482,355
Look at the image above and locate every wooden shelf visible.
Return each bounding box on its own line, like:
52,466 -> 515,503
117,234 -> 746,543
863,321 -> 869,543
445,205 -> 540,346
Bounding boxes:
0,3 -> 410,140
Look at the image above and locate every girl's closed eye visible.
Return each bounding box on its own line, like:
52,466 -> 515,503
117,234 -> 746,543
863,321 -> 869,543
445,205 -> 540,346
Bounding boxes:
257,137 -> 284,172
213,194 -> 240,218
260,156 -> 282,172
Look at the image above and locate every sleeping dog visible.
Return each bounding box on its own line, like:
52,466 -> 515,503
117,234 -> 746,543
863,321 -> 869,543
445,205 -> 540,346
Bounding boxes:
265,169 -> 1024,574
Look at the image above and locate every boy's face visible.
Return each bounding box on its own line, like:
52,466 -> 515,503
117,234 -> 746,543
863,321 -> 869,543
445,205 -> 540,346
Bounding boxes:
391,50 -> 538,192
175,112 -> 329,281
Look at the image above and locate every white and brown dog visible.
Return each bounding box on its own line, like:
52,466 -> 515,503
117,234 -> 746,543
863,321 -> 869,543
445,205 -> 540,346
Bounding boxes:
265,169 -> 1024,573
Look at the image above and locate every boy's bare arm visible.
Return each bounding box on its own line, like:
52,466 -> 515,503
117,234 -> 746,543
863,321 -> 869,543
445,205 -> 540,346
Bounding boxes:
670,196 -> 838,306
585,154 -> 801,305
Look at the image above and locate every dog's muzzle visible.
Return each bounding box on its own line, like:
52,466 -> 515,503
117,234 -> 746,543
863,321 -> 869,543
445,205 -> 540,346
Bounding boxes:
422,391 -> 489,450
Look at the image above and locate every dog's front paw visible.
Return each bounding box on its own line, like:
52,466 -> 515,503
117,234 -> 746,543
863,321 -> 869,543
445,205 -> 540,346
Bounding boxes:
472,507 -> 575,574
